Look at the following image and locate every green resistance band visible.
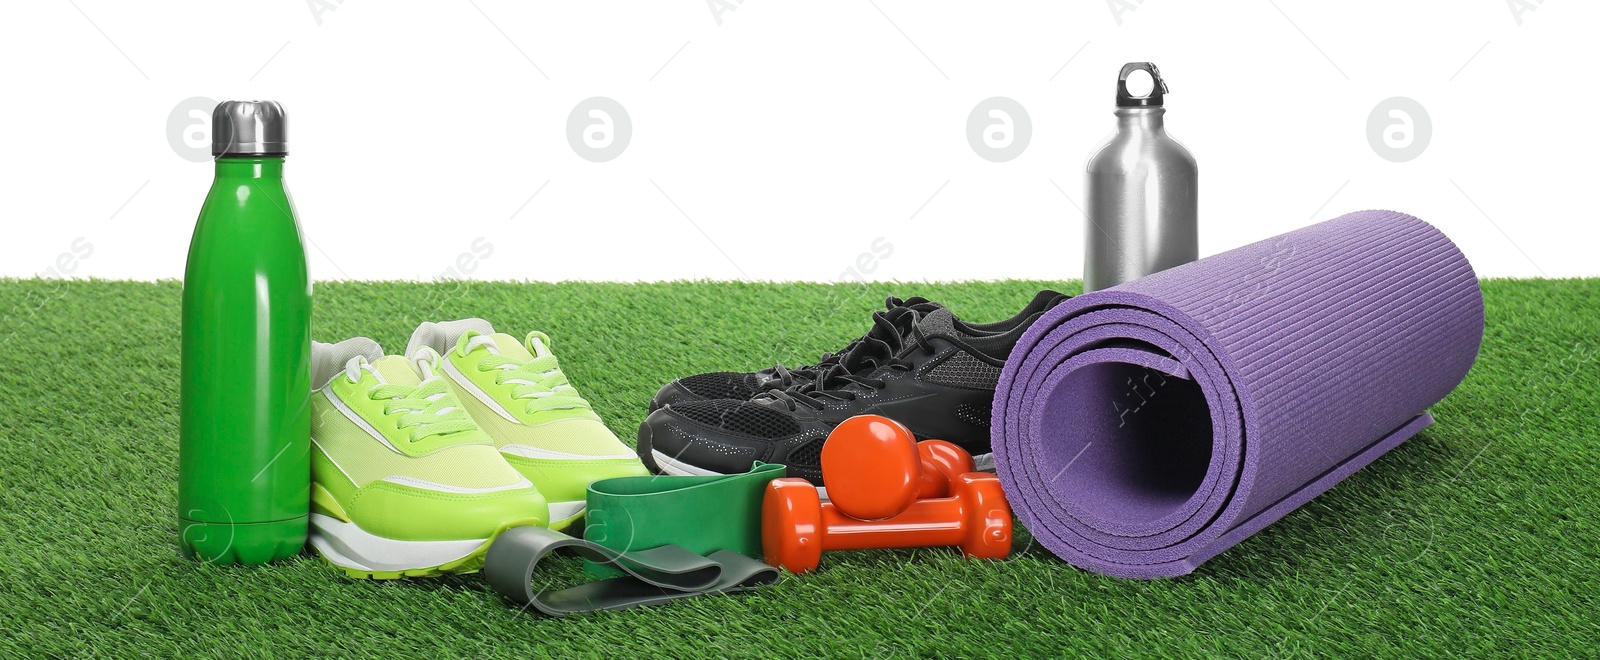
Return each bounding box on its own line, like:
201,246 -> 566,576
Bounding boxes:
483,463 -> 787,616
483,526 -> 778,617
584,462 -> 786,578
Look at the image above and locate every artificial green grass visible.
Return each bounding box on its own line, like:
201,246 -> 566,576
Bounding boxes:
0,278 -> 1595,657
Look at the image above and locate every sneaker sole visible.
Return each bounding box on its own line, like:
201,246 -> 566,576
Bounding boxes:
650,449 -> 724,477
546,500 -> 586,532
309,514 -> 537,580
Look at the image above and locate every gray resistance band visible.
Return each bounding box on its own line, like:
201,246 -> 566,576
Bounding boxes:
484,526 -> 780,616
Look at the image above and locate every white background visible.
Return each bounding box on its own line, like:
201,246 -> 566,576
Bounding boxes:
2,0 -> 1594,282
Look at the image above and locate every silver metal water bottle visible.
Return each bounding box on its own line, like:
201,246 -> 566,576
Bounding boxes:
1084,62 -> 1198,292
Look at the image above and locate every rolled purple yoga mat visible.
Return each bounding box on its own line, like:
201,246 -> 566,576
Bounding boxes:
994,210 -> 1483,578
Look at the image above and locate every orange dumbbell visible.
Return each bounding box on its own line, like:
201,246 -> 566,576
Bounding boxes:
762,415 -> 1012,574
822,415 -> 976,520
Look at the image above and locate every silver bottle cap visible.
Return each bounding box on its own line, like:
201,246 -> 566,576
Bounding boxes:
212,100 -> 288,156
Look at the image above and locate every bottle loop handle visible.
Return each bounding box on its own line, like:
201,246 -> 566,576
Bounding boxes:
1116,62 -> 1168,107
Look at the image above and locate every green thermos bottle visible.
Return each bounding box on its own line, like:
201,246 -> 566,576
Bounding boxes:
179,100 -> 311,565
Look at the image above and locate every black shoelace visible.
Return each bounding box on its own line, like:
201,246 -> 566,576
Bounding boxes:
757,296 -> 939,392
762,305 -> 938,412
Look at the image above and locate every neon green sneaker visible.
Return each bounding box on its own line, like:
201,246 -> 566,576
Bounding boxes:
406,320 -> 648,530
308,338 -> 548,579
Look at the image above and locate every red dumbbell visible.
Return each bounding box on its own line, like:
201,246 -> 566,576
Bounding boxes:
762,415 -> 1012,574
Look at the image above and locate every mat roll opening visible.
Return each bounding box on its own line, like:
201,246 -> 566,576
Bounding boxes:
1036,360 -> 1215,528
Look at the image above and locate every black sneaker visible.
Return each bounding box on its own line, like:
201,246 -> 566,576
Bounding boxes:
647,290 -> 1066,412
636,294 -> 1065,487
